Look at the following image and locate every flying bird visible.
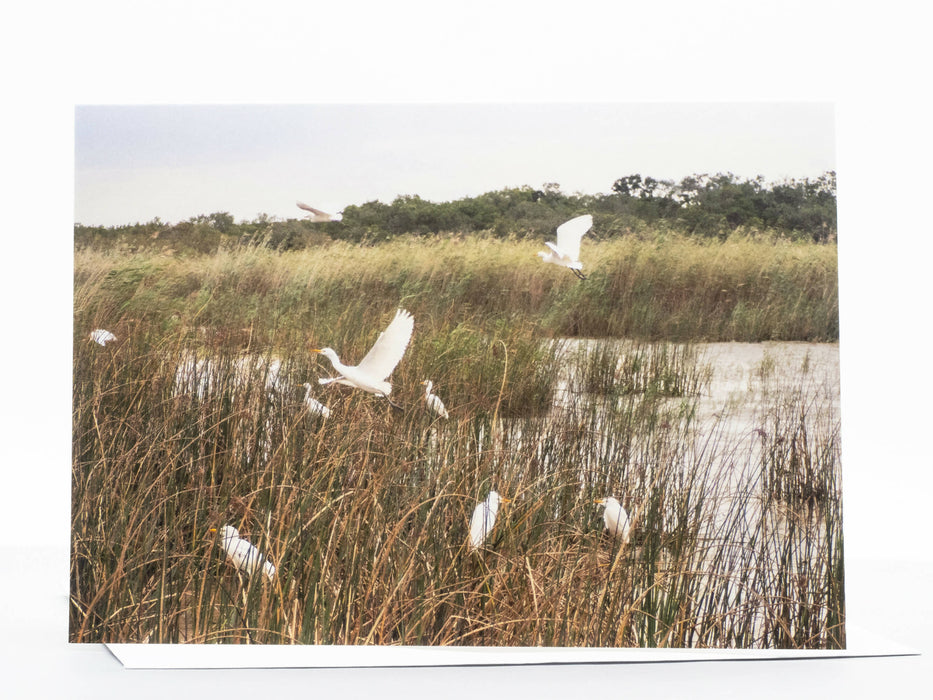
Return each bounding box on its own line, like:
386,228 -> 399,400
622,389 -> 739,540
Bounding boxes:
312,308 -> 414,409
469,490 -> 510,551
594,496 -> 630,541
421,380 -> 449,419
537,214 -> 593,279
209,525 -> 276,581
302,382 -> 331,418
89,329 -> 117,346
296,201 -> 338,222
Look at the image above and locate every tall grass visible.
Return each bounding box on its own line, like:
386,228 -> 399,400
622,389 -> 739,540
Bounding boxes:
74,233 -> 838,344
72,233 -> 842,647
71,334 -> 842,647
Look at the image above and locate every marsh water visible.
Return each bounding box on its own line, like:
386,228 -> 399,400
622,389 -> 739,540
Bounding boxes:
554,339 -> 839,432
550,338 -> 841,516
159,339 -> 844,647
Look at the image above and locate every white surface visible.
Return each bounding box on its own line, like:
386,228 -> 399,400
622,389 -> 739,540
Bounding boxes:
2,547 -> 929,696
3,1 -> 932,698
106,627 -> 914,669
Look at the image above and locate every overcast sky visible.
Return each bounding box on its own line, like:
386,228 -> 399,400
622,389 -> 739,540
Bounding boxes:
74,102 -> 834,226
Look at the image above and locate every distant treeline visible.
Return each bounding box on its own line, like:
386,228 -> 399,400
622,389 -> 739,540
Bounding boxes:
74,171 -> 836,254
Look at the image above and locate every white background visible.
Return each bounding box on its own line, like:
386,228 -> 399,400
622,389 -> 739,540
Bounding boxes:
1,1 -> 930,697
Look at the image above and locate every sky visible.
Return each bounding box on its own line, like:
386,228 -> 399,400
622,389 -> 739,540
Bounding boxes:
74,102 -> 835,226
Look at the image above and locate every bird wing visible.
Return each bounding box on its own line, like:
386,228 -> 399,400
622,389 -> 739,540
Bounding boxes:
544,241 -> 567,260
555,214 -> 593,261
469,502 -> 494,549
428,394 -> 448,418
90,329 -> 116,345
296,201 -> 331,217
228,538 -> 262,574
356,309 -> 414,381
306,396 -> 329,414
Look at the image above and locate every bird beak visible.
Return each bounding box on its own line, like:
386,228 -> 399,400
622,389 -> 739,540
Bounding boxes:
593,498 -> 605,505
208,527 -> 217,534
310,348 -> 322,354
500,497 -> 512,504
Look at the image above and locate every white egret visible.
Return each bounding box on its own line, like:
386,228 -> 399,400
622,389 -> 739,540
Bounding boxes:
89,329 -> 117,346
594,497 -> 630,540
209,525 -> 276,581
312,308 -> 414,409
302,382 -> 331,418
421,380 -> 449,419
296,201 -> 341,222
469,491 -> 510,551
537,214 -> 593,279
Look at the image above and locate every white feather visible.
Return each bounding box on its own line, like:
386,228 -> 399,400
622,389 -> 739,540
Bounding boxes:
422,380 -> 449,419
469,491 -> 505,550
538,214 -> 593,271
595,497 -> 630,540
89,329 -> 117,346
214,525 -> 276,581
315,308 -> 414,397
302,382 -> 331,418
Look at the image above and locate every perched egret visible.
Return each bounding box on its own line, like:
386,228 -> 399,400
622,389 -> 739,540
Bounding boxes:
296,201 -> 341,222
537,214 -> 593,279
89,329 -> 117,346
312,308 -> 414,409
594,497 -> 630,540
469,491 -> 510,551
209,525 -> 276,581
302,382 -> 331,418
421,380 -> 449,419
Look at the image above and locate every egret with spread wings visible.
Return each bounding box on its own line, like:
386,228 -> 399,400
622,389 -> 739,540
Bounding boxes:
296,201 -> 337,222
537,214 -> 593,279
312,308 -> 414,409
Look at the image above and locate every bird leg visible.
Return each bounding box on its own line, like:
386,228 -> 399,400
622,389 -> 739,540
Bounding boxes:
572,268 -> 587,280
383,395 -> 405,412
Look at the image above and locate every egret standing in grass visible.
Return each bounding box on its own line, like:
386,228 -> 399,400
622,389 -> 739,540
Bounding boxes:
89,329 -> 117,346
594,497 -> 630,541
210,525 -> 276,581
537,214 -> 593,279
312,308 -> 414,409
469,491 -> 510,551
301,382 -> 331,418
421,380 -> 449,419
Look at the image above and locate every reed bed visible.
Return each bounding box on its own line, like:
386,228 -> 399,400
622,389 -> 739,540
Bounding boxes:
72,234 -> 842,647
74,233 -> 838,343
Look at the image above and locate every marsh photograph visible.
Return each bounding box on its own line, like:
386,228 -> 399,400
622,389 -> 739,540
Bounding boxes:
71,103 -> 842,649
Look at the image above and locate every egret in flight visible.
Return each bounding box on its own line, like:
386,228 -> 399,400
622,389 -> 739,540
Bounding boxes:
469,490 -> 510,551
312,308 -> 414,409
594,497 -> 630,540
421,380 -> 449,419
209,525 -> 276,581
89,329 -> 117,346
296,201 -> 340,222
302,382 -> 331,418
537,214 -> 593,279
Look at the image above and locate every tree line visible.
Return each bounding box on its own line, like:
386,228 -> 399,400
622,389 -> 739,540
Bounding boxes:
74,171 -> 836,253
